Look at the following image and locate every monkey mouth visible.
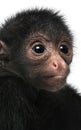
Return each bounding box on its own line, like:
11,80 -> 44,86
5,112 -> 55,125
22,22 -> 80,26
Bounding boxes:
43,75 -> 67,84
43,75 -> 66,79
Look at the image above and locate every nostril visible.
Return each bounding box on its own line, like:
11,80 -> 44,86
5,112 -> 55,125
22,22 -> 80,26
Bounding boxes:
53,62 -> 58,69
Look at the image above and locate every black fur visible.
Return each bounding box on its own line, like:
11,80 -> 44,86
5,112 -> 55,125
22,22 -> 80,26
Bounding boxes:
0,9 -> 81,130
0,9 -> 72,46
0,71 -> 81,130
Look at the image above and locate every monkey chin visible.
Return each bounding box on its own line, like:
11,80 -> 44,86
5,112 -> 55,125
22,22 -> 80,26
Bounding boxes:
41,76 -> 66,92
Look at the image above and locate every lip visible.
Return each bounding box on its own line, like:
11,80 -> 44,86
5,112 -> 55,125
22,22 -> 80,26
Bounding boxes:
43,75 -> 55,78
54,76 -> 65,79
43,75 -> 65,79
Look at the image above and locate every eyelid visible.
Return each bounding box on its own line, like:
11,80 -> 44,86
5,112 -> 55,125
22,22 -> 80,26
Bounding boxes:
31,40 -> 43,47
60,40 -> 72,46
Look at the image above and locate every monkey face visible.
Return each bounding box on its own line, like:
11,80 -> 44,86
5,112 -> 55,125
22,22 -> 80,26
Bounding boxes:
21,32 -> 73,92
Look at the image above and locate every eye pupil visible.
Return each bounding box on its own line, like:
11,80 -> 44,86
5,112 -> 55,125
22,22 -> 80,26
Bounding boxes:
33,44 -> 45,53
60,44 -> 69,54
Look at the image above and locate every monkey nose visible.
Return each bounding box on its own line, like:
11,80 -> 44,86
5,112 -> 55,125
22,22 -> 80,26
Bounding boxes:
51,54 -> 67,71
53,60 -> 67,74
52,58 -> 66,71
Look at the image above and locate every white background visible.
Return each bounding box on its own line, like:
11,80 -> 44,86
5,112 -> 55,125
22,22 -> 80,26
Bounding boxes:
0,0 -> 81,92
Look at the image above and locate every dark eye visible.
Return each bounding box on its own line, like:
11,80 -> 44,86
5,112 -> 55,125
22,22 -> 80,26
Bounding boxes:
59,44 -> 69,54
32,44 -> 45,54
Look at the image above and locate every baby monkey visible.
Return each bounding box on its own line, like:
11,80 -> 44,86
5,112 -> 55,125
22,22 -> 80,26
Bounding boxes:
0,8 -> 81,130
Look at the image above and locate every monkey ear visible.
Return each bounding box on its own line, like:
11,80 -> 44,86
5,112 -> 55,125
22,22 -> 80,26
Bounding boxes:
0,40 -> 8,55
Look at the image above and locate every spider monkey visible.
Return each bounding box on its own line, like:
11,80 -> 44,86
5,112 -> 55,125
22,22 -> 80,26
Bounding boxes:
0,8 -> 81,130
